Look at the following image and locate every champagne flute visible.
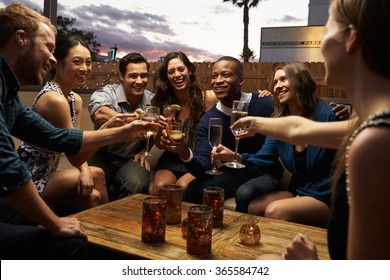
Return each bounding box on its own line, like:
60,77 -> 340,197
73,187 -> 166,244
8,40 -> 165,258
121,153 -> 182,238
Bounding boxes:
224,100 -> 249,169
205,118 -> 223,175
142,106 -> 160,157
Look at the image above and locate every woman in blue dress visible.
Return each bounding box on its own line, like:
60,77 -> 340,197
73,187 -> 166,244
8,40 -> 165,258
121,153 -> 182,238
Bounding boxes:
216,61 -> 337,228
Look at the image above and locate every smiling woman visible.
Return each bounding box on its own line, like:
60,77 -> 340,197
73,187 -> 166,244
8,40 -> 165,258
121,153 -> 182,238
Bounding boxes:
17,35 -> 109,213
150,51 -> 217,196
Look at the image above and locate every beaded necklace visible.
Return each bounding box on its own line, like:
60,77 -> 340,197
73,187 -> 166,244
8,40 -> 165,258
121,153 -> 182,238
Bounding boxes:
345,110 -> 390,205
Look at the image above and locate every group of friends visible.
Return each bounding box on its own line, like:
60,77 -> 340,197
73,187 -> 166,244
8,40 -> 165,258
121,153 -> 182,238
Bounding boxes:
1,0 -> 389,260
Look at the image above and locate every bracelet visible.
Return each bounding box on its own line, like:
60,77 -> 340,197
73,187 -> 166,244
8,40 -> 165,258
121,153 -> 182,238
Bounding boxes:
180,148 -> 193,162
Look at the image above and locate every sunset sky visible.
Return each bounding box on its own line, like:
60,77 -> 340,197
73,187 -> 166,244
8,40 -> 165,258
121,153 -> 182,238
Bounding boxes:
1,0 -> 310,61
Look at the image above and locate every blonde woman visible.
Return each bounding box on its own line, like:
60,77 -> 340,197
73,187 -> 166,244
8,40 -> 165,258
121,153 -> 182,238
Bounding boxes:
232,0 -> 390,259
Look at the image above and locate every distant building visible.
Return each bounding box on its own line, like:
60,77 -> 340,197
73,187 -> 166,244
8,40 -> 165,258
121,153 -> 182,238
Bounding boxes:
259,0 -> 330,63
260,26 -> 325,63
308,0 -> 329,25
95,54 -> 121,63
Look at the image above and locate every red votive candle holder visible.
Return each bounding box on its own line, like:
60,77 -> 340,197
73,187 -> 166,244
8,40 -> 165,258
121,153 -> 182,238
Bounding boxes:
239,223 -> 261,246
203,186 -> 224,228
141,197 -> 167,244
160,184 -> 183,225
186,206 -> 213,256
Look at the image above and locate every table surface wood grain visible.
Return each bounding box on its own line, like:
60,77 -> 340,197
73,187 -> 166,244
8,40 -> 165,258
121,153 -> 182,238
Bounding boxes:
72,194 -> 330,260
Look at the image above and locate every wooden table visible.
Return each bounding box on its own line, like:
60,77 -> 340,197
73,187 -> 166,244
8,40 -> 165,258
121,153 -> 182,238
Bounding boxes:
73,194 -> 330,260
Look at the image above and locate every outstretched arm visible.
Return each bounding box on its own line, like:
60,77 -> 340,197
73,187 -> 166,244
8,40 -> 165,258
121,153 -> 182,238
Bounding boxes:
67,113 -> 138,166
231,115 -> 357,149
79,120 -> 159,153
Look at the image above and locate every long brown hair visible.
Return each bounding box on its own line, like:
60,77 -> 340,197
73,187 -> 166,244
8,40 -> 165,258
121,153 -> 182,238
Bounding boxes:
269,62 -> 318,118
151,51 -> 204,126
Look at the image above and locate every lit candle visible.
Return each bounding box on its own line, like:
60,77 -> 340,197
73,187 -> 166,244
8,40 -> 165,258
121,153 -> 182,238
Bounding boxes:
160,184 -> 183,225
239,224 -> 261,246
203,186 -> 224,228
141,197 -> 167,244
186,206 -> 213,256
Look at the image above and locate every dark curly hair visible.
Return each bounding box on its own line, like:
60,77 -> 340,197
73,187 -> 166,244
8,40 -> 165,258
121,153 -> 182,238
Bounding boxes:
151,51 -> 204,126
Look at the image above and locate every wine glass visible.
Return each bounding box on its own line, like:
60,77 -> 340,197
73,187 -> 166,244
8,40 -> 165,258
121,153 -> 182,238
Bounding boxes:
224,100 -> 249,169
205,118 -> 223,175
142,106 -> 160,157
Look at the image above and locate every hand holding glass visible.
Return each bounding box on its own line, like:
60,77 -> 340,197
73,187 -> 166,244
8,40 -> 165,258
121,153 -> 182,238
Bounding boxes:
142,106 -> 160,157
166,122 -> 184,149
224,100 -> 249,169
205,118 -> 223,175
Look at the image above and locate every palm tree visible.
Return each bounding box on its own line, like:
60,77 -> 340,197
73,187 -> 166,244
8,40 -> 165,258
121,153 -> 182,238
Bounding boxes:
240,48 -> 256,61
223,0 -> 261,62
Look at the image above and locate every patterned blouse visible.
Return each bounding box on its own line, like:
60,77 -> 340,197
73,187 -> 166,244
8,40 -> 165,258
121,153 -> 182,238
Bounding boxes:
17,82 -> 76,194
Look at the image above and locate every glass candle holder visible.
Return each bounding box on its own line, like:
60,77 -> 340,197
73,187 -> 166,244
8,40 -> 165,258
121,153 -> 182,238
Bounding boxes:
160,184 -> 183,225
239,224 -> 261,246
141,197 -> 167,244
203,186 -> 224,228
186,206 -> 213,256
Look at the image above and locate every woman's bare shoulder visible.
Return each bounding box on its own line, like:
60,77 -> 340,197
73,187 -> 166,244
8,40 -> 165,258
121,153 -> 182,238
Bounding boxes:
352,126 -> 390,153
36,90 -> 68,110
349,127 -> 390,179
203,90 -> 218,112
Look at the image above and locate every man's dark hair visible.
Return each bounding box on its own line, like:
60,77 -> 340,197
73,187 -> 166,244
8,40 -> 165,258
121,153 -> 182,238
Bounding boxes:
119,52 -> 149,75
216,56 -> 243,78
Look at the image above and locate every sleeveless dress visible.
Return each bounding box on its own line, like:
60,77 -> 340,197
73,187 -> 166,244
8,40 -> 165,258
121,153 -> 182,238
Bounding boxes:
17,82 -> 77,195
327,112 -> 390,259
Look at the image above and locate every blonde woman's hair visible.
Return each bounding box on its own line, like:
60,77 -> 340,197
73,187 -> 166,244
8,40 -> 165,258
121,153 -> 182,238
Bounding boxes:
330,0 -> 390,78
329,0 -> 390,187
